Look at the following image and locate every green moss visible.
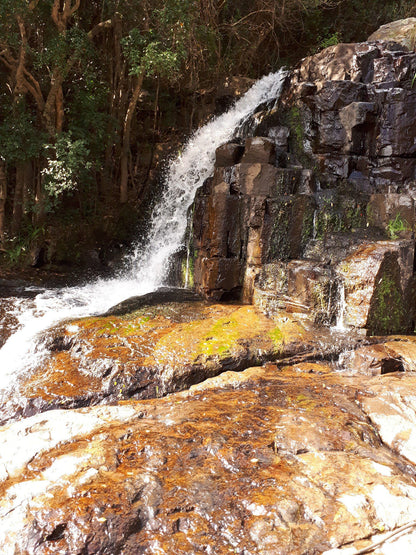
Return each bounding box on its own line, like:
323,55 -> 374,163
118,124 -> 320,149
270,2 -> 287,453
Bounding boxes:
289,106 -> 304,157
181,254 -> 194,288
94,315 -> 154,337
367,274 -> 405,335
198,318 -> 239,357
386,214 -> 409,239
269,327 -> 283,349
267,200 -> 291,261
301,204 -> 315,252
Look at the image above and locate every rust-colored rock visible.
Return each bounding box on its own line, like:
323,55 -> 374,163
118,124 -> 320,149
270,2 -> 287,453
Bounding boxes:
1,366 -> 416,554
0,301 -> 316,425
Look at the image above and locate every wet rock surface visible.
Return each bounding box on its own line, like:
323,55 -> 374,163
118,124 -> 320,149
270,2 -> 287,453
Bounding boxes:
2,364 -> 416,554
103,287 -> 202,316
0,301 -> 319,425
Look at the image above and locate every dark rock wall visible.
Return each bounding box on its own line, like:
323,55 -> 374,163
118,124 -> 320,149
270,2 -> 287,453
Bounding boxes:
192,39 -> 416,334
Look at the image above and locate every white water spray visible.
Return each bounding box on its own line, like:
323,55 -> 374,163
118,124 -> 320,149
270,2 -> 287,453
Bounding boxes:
333,280 -> 347,331
126,69 -> 288,285
0,69 -> 288,385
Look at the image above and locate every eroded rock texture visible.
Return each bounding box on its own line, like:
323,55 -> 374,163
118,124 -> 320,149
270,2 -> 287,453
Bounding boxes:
2,364 -> 416,554
192,38 -> 416,334
0,301 -> 316,425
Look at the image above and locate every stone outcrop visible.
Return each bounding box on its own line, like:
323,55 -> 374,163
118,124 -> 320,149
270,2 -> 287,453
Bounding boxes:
192,36 -> 416,334
0,300 -> 323,425
2,359 -> 416,554
368,17 -> 416,50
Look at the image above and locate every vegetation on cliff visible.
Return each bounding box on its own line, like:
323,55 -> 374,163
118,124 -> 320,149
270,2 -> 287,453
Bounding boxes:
0,0 -> 414,268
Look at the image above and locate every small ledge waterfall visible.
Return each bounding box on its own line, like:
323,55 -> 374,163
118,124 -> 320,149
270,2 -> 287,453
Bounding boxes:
0,70 -> 288,385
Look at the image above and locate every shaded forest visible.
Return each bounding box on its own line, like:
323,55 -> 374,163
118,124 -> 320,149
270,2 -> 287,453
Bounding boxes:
0,0 -> 414,269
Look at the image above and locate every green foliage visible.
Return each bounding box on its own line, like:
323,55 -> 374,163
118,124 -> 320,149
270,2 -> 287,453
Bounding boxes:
0,101 -> 46,163
3,222 -> 44,266
386,214 -> 409,239
318,32 -> 339,50
121,0 -> 194,80
32,27 -> 92,76
42,132 -> 92,205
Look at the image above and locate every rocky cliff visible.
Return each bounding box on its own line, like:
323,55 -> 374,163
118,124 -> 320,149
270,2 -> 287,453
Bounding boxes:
192,37 -> 416,335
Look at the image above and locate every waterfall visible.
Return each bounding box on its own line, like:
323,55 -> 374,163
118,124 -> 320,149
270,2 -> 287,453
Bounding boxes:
0,69 -> 288,385
125,69 -> 288,284
333,280 -> 347,331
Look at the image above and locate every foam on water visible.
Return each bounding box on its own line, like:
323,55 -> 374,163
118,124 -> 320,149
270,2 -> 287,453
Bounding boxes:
0,69 -> 288,387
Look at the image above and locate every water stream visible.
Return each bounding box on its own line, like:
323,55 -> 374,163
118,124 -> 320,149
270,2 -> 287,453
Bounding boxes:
333,280 -> 347,331
0,70 -> 288,387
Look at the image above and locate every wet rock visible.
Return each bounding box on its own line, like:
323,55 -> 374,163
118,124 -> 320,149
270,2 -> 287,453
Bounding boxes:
367,193 -> 415,237
215,142 -> 244,167
253,260 -> 338,325
337,240 -> 414,333
240,137 -> 276,165
0,302 -> 319,425
104,286 -> 202,316
1,367 -> 416,554
191,37 -> 416,332
339,343 -> 405,375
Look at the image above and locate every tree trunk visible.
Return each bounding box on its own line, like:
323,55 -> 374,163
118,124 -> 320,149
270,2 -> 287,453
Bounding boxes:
120,73 -> 144,204
12,161 -> 32,236
35,170 -> 46,226
0,161 -> 7,250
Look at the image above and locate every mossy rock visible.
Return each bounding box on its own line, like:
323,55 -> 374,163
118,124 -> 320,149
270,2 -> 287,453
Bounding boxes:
367,253 -> 406,335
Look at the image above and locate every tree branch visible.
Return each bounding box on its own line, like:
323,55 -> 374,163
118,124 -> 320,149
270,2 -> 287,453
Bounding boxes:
28,0 -> 40,10
69,0 -> 81,17
0,52 -> 14,71
228,9 -> 274,27
51,0 -> 60,28
87,19 -> 113,40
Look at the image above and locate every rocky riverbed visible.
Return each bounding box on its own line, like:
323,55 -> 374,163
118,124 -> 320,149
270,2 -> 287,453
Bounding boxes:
1,291 -> 416,553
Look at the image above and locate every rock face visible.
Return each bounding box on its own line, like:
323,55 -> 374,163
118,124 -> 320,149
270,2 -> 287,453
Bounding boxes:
192,38 -> 416,334
0,300 -> 319,425
3,360 -> 416,554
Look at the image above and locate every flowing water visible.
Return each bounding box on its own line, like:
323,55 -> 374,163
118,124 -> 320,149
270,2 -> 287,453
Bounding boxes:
0,70 -> 288,386
333,280 -> 347,332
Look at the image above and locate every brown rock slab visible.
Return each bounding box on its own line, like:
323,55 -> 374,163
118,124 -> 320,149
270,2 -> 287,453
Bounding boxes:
1,368 -> 416,553
368,18 -> 416,51
0,302 -> 314,425
340,338 -> 416,375
337,240 -> 414,333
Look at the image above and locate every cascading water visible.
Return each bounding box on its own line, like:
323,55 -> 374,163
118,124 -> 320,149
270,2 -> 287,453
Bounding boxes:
333,280 -> 347,331
0,69 -> 288,386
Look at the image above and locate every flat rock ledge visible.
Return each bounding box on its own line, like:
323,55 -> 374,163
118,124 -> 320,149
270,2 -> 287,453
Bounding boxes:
1,364 -> 416,554
0,301 -> 331,425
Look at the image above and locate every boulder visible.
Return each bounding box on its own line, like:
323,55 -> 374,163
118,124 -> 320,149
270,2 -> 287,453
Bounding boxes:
337,240 -> 414,333
215,142 -> 245,167
368,18 -> 416,51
